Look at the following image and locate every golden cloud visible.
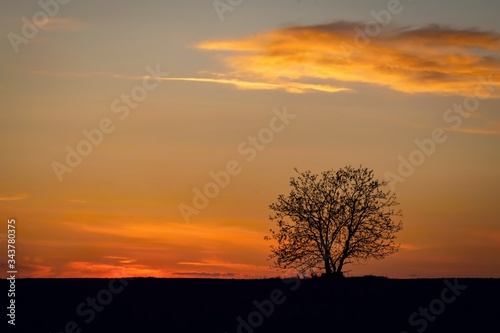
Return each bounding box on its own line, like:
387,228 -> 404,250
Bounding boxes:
195,21 -> 500,97
161,77 -> 350,93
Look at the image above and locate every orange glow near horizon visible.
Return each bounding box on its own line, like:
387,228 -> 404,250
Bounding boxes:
5,193 -> 500,279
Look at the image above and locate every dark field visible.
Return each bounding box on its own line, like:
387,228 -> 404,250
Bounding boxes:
3,277 -> 500,332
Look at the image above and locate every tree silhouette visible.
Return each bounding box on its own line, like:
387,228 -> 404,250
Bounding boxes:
265,166 -> 403,278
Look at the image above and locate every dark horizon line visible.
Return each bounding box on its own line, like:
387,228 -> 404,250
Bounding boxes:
2,276 -> 499,280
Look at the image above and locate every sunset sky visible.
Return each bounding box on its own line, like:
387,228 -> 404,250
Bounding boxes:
1,0 -> 499,279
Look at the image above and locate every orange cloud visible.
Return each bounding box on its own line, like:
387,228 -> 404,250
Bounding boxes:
104,256 -> 137,264
171,272 -> 237,278
399,243 -> 419,251
446,118 -> 500,135
35,220 -> 275,278
0,193 -> 27,201
178,259 -> 266,270
176,259 -> 277,278
18,264 -> 54,278
196,22 -> 500,97
60,261 -> 169,278
451,127 -> 500,135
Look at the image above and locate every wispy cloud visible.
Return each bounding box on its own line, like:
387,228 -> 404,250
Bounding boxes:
177,259 -> 258,270
0,193 -> 27,201
104,256 -> 137,264
171,271 -> 237,278
193,21 -> 500,97
176,259 -> 275,278
162,76 -> 351,93
32,68 -> 347,93
399,243 -> 428,251
450,127 -> 500,135
446,118 -> 500,135
61,261 -> 168,278
33,17 -> 84,31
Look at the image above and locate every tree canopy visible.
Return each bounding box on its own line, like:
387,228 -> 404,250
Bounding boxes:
265,166 -> 403,278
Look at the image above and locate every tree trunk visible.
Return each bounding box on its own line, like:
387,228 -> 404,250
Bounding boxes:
332,271 -> 344,279
324,257 -> 333,276
332,260 -> 345,279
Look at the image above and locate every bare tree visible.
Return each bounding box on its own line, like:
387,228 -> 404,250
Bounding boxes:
265,166 -> 403,278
